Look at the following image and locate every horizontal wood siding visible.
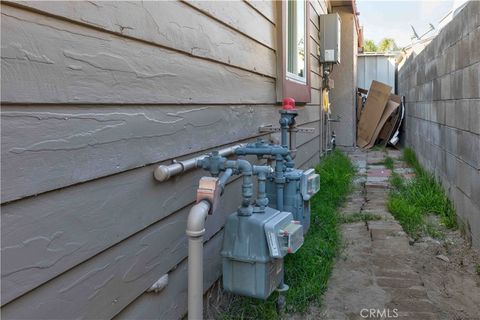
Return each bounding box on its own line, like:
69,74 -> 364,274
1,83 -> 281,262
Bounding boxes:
1,1 -> 325,319
307,0 -> 327,154
1,104 -> 319,203
1,6 -> 275,105
6,1 -> 276,77
114,230 -> 225,320
2,178 -> 244,319
183,0 -> 276,49
244,0 -> 276,24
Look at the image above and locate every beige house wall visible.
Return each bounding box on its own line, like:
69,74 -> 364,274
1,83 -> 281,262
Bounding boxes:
330,6 -> 358,147
1,1 -> 330,318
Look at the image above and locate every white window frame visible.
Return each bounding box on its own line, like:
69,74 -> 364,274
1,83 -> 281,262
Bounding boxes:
285,0 -> 307,84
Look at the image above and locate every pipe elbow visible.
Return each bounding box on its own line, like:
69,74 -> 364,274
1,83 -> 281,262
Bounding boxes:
186,200 -> 211,237
236,159 -> 252,175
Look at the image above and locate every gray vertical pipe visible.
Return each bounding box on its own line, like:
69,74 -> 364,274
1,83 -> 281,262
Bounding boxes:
276,186 -> 284,211
225,159 -> 254,216
188,236 -> 203,320
274,154 -> 285,211
252,166 -> 272,211
280,119 -> 289,149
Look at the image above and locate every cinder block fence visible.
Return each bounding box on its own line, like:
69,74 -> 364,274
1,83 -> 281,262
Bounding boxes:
398,1 -> 480,248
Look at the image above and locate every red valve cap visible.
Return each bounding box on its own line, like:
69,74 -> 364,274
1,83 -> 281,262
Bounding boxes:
282,97 -> 296,110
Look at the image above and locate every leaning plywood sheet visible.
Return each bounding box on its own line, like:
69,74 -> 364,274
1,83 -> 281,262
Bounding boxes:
389,93 -> 402,104
357,81 -> 392,147
356,92 -> 363,123
388,102 -> 405,146
386,114 -> 401,146
358,87 -> 369,95
378,96 -> 404,146
378,111 -> 399,145
364,99 -> 400,149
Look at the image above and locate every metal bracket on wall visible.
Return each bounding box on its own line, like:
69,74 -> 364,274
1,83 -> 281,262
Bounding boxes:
328,115 -> 341,123
259,125 -> 315,134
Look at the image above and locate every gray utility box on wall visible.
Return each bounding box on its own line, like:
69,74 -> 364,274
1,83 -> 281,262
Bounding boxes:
221,207 -> 304,299
319,13 -> 341,64
266,168 -> 319,234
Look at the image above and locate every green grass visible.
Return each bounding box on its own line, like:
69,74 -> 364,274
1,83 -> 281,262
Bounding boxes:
221,150 -> 355,319
384,156 -> 394,170
402,148 -> 420,171
339,212 -> 383,224
371,156 -> 394,170
389,172 -> 404,189
388,148 -> 457,240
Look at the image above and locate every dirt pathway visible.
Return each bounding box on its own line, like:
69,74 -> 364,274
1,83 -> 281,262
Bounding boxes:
318,149 -> 480,320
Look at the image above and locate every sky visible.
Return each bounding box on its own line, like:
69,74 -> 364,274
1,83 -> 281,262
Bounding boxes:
356,0 -> 456,48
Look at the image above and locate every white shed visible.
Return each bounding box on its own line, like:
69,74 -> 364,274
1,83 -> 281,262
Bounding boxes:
357,53 -> 397,92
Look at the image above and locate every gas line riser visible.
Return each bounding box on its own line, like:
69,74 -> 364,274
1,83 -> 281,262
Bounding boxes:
153,98 -> 321,319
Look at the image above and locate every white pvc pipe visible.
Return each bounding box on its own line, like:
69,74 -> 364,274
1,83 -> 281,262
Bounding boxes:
154,144 -> 244,182
186,200 -> 211,320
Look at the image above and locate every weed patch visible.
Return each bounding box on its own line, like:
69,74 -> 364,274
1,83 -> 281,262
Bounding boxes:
221,150 -> 355,319
388,148 -> 456,240
384,156 -> 394,170
370,156 -> 393,170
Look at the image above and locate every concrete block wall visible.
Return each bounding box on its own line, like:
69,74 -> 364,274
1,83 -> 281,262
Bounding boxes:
398,1 -> 480,248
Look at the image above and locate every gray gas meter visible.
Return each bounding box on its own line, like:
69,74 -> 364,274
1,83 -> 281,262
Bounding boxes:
197,101 -> 321,301
266,168 -> 320,233
221,208 -> 303,299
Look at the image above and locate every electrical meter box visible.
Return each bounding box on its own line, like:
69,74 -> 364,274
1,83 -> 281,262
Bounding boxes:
221,208 -> 303,299
319,13 -> 341,63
